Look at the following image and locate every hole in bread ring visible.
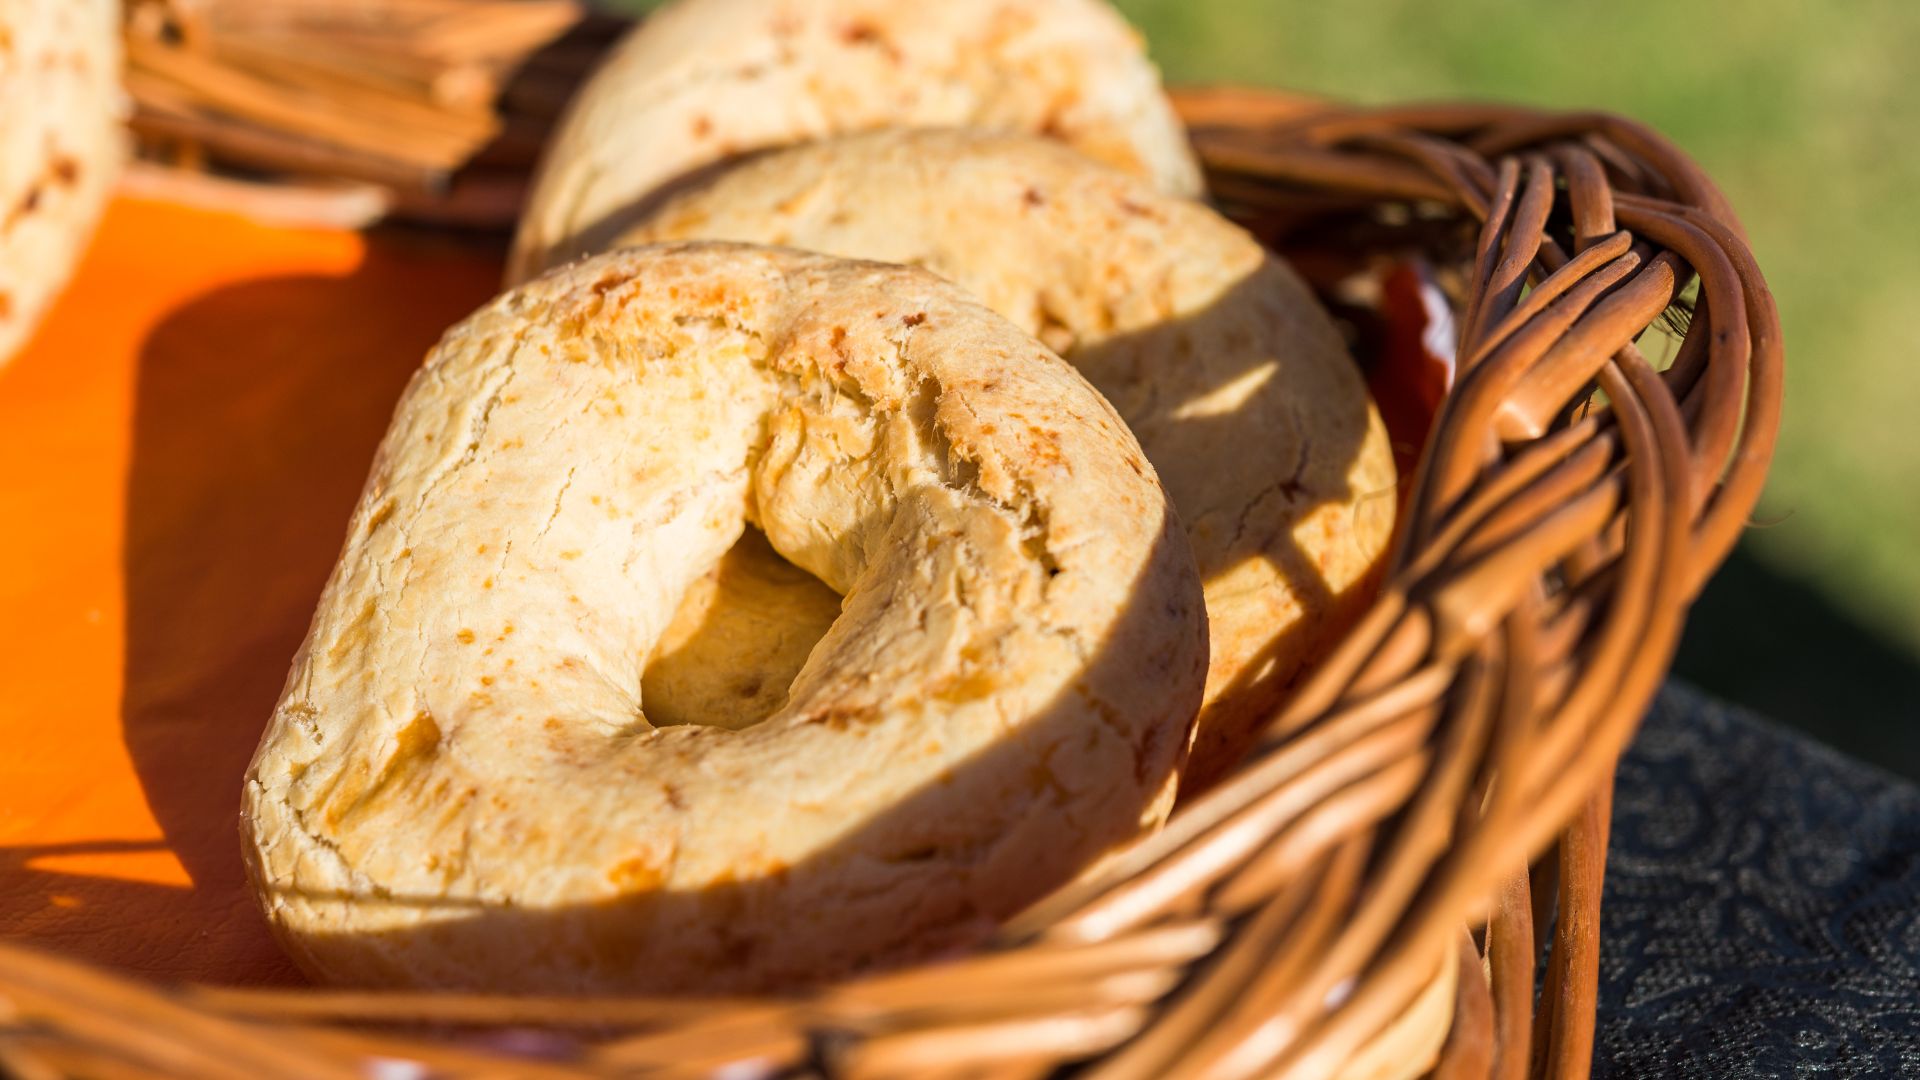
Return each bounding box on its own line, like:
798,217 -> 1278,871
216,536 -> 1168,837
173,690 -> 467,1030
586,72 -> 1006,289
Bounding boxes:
241,243 -> 1207,993
642,524 -> 841,729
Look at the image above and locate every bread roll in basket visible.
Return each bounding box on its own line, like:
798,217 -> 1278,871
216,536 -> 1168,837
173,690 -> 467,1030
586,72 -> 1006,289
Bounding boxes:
242,242 -> 1212,994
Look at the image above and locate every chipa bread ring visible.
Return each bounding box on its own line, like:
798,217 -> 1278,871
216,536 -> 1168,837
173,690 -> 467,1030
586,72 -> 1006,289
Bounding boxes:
508,0 -> 1201,282
241,242 -> 1208,992
618,130 -> 1397,788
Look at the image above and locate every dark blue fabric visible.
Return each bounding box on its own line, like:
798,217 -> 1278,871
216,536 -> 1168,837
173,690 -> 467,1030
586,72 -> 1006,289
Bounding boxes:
1596,682 -> 1920,1077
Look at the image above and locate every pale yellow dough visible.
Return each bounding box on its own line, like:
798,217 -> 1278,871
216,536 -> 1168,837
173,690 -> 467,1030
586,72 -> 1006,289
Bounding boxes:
620,131 -> 1398,787
242,243 -> 1208,993
508,0 -> 1201,282
0,0 -> 120,366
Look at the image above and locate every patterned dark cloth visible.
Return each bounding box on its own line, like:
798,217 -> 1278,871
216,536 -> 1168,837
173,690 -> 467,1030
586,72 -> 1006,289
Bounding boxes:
1597,682 -> 1920,1077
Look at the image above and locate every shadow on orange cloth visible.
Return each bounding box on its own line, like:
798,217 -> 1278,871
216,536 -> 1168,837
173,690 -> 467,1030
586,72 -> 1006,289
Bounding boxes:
0,199 -> 504,985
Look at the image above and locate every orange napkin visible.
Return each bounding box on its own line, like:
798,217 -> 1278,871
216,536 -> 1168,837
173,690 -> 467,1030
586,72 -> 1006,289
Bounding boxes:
0,199 -> 503,985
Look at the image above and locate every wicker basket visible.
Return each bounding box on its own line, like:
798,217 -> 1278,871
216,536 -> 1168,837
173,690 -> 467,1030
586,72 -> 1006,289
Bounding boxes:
0,35 -> 1781,1080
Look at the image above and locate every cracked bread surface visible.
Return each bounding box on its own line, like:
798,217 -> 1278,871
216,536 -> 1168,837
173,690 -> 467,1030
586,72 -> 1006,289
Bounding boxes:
0,0 -> 119,366
241,243 -> 1207,993
619,130 -> 1397,787
508,0 -> 1200,283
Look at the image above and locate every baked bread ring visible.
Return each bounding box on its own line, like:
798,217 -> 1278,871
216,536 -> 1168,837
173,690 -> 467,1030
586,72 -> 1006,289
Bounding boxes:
508,0 -> 1200,283
0,0 -> 120,366
241,242 -> 1208,992
618,130 -> 1397,788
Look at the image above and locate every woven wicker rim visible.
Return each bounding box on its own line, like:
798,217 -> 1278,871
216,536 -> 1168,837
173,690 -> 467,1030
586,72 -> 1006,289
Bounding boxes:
0,86 -> 1782,1080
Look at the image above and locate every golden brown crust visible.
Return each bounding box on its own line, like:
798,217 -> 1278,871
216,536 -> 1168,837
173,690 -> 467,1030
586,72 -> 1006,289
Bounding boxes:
507,0 -> 1200,282
242,243 -> 1207,993
0,0 -> 120,366
620,130 -> 1398,786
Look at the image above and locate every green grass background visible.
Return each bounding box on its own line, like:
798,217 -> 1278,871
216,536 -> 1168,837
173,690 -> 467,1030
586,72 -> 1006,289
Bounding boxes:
609,0 -> 1920,772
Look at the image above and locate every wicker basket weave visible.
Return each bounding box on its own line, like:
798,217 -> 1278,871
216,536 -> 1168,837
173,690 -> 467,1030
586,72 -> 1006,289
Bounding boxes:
0,69 -> 1781,1080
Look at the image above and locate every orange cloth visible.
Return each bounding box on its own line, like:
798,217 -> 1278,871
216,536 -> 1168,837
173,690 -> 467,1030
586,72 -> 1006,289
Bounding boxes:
0,199 -> 503,985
